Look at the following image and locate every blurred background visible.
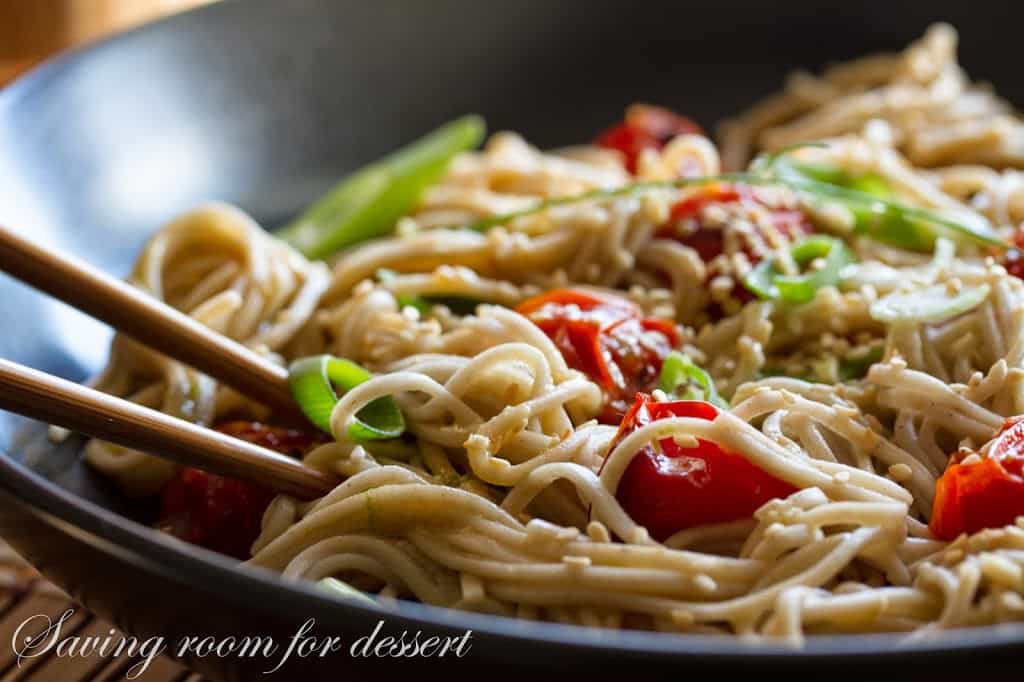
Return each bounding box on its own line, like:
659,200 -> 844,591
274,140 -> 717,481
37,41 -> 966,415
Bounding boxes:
0,0 -> 214,85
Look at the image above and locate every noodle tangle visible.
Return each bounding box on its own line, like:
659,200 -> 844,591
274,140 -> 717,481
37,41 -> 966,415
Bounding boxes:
79,24 -> 1024,644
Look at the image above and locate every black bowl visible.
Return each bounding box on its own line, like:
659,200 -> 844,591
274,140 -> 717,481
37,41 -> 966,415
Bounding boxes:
2,1 -> 1024,678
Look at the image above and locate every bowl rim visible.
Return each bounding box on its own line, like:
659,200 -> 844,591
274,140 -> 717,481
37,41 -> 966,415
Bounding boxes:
6,447 -> 1024,664
2,0 -> 1024,664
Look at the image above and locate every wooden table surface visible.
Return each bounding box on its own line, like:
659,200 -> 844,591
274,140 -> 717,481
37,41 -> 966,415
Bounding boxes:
0,542 -> 204,681
1,4 -> 215,679
1,1 -> 213,86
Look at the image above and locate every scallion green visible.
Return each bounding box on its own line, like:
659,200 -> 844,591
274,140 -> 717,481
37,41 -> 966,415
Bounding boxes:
657,352 -> 728,408
460,168 -> 1004,250
837,346 -> 884,381
869,282 -> 991,324
758,148 -> 1001,249
743,235 -> 854,304
375,269 -> 482,315
277,115 -> 486,259
287,355 -> 405,440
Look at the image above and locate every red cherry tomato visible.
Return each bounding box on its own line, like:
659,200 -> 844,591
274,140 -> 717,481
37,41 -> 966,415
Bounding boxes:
215,420 -> 325,458
595,104 -> 702,174
931,415 -> 1024,540
664,185 -> 743,262
657,184 -> 814,315
594,125 -> 658,175
517,289 -> 679,423
607,394 -> 797,541
661,184 -> 813,263
156,421 -> 324,558
1000,227 -> 1024,280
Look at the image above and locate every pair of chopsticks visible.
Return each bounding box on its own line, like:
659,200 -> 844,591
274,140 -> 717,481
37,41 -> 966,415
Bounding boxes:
0,224 -> 337,499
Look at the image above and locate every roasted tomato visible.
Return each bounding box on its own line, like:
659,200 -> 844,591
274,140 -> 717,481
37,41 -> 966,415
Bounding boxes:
1001,226 -> 1024,280
595,104 -> 702,173
608,394 -> 797,541
931,415 -> 1024,540
658,184 -> 815,313
156,421 -> 324,558
215,420 -> 324,458
661,184 -> 814,263
517,288 -> 679,423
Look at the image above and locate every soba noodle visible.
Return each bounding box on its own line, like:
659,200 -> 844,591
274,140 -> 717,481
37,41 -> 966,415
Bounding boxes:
79,24 -> 1024,643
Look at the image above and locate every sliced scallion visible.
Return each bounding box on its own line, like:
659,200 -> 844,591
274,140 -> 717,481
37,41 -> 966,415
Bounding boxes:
869,283 -> 991,324
657,352 -> 728,409
277,115 -> 486,259
743,235 -> 854,304
375,269 -> 482,316
287,354 -> 405,440
838,346 -> 884,381
461,171 -> 1004,250
758,149 -> 1002,249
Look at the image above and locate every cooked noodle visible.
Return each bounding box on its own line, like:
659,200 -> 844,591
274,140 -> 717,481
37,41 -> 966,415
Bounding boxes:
79,24 -> 1024,644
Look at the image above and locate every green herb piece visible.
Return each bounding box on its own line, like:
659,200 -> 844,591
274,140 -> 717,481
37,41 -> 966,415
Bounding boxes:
277,115 -> 486,258
459,168 -> 1004,250
657,352 -> 729,409
743,235 -> 855,304
838,346 -> 884,381
759,149 -> 1001,249
375,269 -> 482,316
288,355 -> 405,440
869,282 -> 991,324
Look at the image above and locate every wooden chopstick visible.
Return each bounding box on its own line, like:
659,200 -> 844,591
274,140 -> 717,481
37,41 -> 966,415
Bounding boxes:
0,358 -> 336,499
0,224 -> 297,415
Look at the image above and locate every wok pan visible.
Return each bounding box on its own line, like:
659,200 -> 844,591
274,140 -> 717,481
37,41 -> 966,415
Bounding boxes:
1,0 -> 1023,678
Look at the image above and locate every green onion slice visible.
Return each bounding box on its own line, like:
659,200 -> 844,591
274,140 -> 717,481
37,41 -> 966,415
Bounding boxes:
744,235 -> 855,304
375,269 -> 482,316
869,282 -> 991,324
761,151 -> 892,199
657,352 -> 729,409
461,170 -> 1004,251
287,354 -> 405,440
752,142 -> 831,172
375,269 -> 431,314
277,115 -> 486,259
838,346 -> 884,381
758,149 -> 1002,249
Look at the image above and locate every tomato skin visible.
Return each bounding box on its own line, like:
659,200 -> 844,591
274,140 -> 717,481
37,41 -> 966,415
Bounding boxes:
215,420 -> 324,458
595,104 -> 702,173
517,289 -> 679,423
156,468 -> 275,559
664,185 -> 743,262
1000,227 -> 1024,280
657,184 -> 814,315
517,288 -> 637,325
595,125 -> 659,175
156,422 -> 324,558
1003,251 -> 1024,280
661,184 -> 814,263
608,394 -> 797,541
625,105 -> 702,142
930,416 -> 1024,540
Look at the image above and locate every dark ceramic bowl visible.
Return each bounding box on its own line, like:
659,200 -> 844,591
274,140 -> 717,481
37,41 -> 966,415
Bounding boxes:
2,1 -> 1024,678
